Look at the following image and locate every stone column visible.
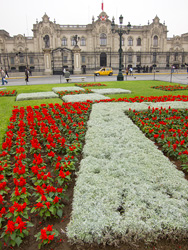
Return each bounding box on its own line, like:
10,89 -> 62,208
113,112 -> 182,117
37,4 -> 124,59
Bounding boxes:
43,48 -> 52,74
72,45 -> 81,74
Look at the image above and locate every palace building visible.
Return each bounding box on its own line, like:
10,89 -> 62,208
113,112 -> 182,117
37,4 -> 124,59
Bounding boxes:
0,10 -> 188,75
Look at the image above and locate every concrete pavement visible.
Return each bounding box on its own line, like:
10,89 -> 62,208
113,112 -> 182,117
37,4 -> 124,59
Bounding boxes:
3,72 -> 188,86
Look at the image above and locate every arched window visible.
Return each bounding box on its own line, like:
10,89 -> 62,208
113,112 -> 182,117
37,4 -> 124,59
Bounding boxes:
175,52 -> 178,61
71,37 -> 76,46
137,38 -> 141,46
153,35 -> 158,46
100,33 -> 107,46
128,53 -> 132,63
80,37 -> 86,46
128,37 -> 133,46
62,37 -> 67,46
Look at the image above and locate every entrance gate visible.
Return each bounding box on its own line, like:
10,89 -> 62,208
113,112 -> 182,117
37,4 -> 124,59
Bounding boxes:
52,48 -> 74,75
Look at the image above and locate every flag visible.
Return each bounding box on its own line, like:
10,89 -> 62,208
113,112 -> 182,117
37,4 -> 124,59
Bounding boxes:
102,0 -> 104,11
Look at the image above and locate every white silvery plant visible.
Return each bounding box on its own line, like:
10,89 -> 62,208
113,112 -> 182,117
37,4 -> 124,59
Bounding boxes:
67,102 -> 188,245
52,86 -> 84,93
62,93 -> 110,103
16,92 -> 58,101
91,88 -> 131,95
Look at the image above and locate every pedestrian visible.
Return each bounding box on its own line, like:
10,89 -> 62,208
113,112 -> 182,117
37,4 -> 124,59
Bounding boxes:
64,69 -> 70,82
126,67 -> 129,76
29,68 -> 32,76
129,67 -> 133,76
25,67 -> 29,84
5,68 -> 9,78
171,65 -> 175,73
63,67 -> 66,76
1,68 -> 8,85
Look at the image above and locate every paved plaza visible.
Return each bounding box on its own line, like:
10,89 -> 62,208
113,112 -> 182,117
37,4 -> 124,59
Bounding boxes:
3,72 -> 188,86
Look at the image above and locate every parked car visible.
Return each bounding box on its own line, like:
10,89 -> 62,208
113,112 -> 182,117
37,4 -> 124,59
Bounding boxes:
94,67 -> 113,76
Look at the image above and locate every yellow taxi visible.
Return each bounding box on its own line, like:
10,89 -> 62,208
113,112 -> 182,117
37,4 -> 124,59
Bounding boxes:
94,67 -> 113,76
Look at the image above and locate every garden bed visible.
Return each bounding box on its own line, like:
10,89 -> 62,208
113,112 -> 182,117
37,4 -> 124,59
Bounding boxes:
67,102 -> 188,246
1,99 -> 188,249
16,92 -> 58,101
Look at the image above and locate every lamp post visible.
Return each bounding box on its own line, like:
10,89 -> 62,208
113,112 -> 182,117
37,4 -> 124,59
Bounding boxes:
111,15 -> 131,81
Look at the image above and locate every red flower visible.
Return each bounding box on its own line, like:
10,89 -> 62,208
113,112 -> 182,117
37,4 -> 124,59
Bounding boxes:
0,207 -> 6,217
48,234 -> 54,242
46,225 -> 53,231
21,187 -> 26,194
45,202 -> 51,209
48,151 -> 55,158
35,202 -> 44,209
40,229 -> 48,240
0,194 -> 4,204
41,195 -> 47,201
5,220 -> 16,234
16,220 -> 27,233
53,196 -> 60,204
15,186 -> 21,196
59,170 -> 65,178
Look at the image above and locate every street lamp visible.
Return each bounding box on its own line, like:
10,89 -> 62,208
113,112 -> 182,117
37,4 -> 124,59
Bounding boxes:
111,15 -> 131,81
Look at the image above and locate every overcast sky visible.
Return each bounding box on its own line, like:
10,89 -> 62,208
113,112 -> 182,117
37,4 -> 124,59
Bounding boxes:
1,0 -> 188,38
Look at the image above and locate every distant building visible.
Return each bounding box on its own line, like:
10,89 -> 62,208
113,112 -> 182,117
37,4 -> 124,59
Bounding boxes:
0,12 -> 188,74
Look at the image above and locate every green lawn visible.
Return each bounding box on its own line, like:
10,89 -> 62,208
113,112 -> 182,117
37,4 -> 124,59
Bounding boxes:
0,80 -> 188,147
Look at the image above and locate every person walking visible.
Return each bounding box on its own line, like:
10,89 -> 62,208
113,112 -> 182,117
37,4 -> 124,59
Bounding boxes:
25,67 -> 29,84
64,69 -> 70,82
129,67 -> 133,76
126,67 -> 129,76
1,68 -> 8,85
5,68 -> 9,78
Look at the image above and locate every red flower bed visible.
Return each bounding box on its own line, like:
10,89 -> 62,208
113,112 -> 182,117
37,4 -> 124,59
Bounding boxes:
127,106 -> 188,170
0,102 -> 91,247
94,95 -> 188,103
1,95 -> 188,248
75,83 -> 107,87
151,85 -> 188,91
57,89 -> 92,97
0,90 -> 17,97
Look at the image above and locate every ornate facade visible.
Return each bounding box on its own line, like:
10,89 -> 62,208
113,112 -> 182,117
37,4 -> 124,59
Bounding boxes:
0,12 -> 188,74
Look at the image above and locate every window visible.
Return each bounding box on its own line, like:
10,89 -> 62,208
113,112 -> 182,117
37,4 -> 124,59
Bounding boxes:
137,55 -> 141,63
128,37 -> 133,46
175,52 -> 178,61
128,54 -> 132,63
80,37 -> 86,46
62,37 -> 67,46
71,38 -> 76,46
166,54 -> 170,64
153,52 -> 157,63
10,57 -> 14,64
63,56 -> 67,63
153,35 -> 158,46
100,33 -> 107,46
137,38 -> 141,46
20,55 -> 24,63
82,56 -> 85,63
29,57 -> 34,64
